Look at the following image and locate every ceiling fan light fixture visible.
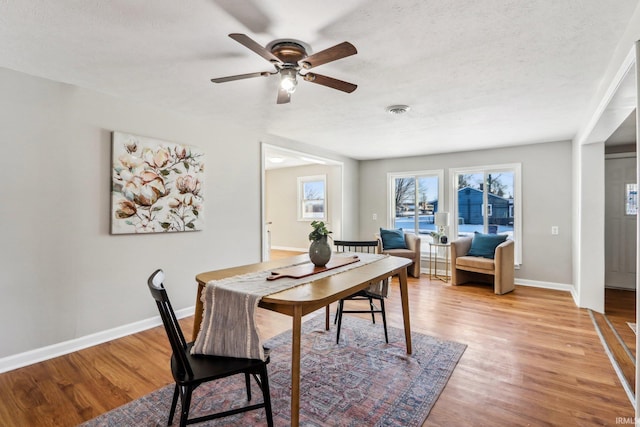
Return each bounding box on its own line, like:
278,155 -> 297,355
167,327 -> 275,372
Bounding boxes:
386,104 -> 411,115
280,68 -> 298,94
212,34 -> 358,103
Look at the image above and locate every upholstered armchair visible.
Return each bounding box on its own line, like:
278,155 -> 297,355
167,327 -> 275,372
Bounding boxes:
450,235 -> 515,294
376,231 -> 421,278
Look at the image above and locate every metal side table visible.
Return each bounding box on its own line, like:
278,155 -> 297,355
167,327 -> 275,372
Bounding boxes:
429,242 -> 450,282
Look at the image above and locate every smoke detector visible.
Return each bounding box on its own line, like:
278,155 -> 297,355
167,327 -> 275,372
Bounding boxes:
386,104 -> 411,115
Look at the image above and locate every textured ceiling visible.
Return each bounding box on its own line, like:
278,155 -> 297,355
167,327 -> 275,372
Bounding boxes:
0,1 -> 638,160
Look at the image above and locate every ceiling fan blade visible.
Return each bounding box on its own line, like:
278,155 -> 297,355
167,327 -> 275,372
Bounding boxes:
299,42 -> 357,70
229,33 -> 282,64
210,71 -> 272,83
303,73 -> 357,93
213,0 -> 271,34
276,87 -> 291,104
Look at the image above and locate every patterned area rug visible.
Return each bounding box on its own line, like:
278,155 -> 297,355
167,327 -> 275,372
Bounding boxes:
82,315 -> 466,426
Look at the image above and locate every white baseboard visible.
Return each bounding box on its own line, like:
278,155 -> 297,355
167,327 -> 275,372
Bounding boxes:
0,306 -> 195,374
271,246 -> 307,252
516,279 -> 579,306
515,278 -> 574,293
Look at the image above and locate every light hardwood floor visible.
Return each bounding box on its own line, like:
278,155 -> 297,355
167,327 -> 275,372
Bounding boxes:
0,260 -> 634,426
599,288 -> 637,396
605,288 -> 636,356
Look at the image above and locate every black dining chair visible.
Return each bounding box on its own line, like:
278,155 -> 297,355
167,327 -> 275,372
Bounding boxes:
333,240 -> 389,344
147,269 -> 273,427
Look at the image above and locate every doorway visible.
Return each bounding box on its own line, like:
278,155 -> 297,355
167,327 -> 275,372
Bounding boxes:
605,152 -> 637,290
601,103 -> 638,403
261,143 -> 344,261
603,150 -> 637,371
580,46 -> 637,406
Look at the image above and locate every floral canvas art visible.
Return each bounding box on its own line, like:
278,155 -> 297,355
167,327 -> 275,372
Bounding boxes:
111,132 -> 204,234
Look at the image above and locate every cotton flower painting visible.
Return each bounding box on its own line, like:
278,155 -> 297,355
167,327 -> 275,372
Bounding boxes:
111,132 -> 204,234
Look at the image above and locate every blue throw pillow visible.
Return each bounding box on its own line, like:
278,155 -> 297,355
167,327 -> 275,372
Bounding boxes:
380,228 -> 408,250
467,232 -> 508,259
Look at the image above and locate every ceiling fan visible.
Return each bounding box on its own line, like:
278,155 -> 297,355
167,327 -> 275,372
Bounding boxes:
210,33 -> 358,104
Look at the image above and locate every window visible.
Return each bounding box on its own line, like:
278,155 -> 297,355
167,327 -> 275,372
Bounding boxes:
626,183 -> 637,215
388,170 -> 444,252
451,164 -> 521,264
298,175 -> 326,220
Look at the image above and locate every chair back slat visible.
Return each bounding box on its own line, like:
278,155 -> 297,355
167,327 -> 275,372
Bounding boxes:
334,240 -> 378,254
333,240 -> 388,297
147,269 -> 194,378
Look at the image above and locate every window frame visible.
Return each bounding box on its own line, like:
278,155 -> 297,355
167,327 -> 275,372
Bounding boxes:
297,174 -> 327,221
625,182 -> 638,215
387,169 -> 444,252
450,163 -> 522,265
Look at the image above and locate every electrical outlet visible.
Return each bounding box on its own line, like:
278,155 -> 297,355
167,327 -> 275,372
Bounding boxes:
551,226 -> 559,235
372,213 -> 377,221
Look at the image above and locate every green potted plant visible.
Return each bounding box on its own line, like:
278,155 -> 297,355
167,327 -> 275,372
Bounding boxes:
309,220 -> 332,267
308,220 -> 332,241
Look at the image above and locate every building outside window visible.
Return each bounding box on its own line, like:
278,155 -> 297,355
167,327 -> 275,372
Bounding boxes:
451,164 -> 521,265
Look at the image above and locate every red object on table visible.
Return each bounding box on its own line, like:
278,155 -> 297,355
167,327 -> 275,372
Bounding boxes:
266,256 -> 360,281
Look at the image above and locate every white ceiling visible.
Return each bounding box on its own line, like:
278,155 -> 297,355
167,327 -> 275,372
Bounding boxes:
0,1 -> 638,160
264,145 -> 338,170
606,111 -> 637,145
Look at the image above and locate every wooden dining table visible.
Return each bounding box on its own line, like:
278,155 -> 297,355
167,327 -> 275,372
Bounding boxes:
194,254 -> 413,427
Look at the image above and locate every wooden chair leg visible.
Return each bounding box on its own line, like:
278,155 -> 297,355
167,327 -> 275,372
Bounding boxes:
179,386 -> 193,427
168,383 -> 179,425
380,298 -> 389,344
336,300 -> 345,344
245,372 -> 252,401
260,366 -> 274,427
368,297 -> 376,324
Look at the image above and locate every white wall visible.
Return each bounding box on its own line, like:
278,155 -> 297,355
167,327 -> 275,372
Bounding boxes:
266,164 -> 342,250
359,141 -> 574,285
261,136 -> 360,243
574,142 -> 606,311
0,68 -> 359,363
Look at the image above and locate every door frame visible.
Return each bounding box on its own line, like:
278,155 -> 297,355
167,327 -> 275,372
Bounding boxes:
260,142 -> 344,261
575,43 -> 638,408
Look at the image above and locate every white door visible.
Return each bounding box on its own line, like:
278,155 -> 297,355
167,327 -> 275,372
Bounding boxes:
605,155 -> 637,289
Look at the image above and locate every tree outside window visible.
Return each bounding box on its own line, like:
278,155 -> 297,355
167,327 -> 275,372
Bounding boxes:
452,164 -> 521,265
298,175 -> 326,220
389,171 -> 443,251
456,171 -> 514,237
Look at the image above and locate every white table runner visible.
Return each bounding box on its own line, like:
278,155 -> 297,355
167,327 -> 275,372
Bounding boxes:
191,252 -> 387,360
